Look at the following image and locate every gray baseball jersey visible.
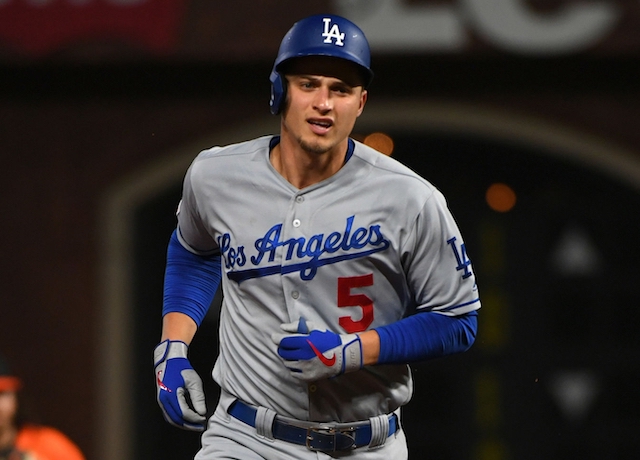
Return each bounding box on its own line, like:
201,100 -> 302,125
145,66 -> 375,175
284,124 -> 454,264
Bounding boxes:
176,135 -> 480,423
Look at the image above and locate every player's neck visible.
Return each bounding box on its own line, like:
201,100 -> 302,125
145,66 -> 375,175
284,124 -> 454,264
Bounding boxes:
271,137 -> 347,189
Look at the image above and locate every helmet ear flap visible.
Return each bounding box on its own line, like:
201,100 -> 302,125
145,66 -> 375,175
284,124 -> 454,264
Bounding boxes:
269,70 -> 286,115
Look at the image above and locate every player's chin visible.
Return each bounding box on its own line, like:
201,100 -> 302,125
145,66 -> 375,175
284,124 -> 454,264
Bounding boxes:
299,138 -> 333,155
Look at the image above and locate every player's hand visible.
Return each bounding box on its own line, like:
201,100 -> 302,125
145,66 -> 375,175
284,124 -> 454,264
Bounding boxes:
271,319 -> 363,382
153,340 -> 207,431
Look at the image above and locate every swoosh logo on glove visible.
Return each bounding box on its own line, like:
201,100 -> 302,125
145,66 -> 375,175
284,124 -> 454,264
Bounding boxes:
307,340 -> 336,367
157,370 -> 172,392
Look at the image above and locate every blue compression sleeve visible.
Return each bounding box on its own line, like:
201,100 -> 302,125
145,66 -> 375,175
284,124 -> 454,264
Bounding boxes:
162,230 -> 222,326
375,310 -> 478,365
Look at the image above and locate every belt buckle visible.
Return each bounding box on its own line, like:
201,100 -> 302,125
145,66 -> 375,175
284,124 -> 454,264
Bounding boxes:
305,425 -> 357,452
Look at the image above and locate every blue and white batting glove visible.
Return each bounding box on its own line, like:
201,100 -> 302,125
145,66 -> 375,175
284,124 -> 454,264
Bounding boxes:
153,340 -> 207,431
271,319 -> 363,382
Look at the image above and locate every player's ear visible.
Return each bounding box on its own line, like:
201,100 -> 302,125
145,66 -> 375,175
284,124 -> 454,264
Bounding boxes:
357,89 -> 367,117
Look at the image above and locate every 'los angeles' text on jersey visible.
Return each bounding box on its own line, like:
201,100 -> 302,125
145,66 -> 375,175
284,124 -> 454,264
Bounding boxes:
218,215 -> 391,283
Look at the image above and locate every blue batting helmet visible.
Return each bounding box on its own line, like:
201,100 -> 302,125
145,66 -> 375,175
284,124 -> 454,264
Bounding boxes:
269,14 -> 374,115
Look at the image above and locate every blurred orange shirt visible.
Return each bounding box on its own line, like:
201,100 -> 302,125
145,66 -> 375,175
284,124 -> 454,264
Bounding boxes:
15,425 -> 85,460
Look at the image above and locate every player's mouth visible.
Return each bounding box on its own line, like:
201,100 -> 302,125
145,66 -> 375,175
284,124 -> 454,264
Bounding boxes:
307,118 -> 333,135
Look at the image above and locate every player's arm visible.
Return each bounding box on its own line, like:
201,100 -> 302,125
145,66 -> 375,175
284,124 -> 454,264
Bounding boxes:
162,229 -> 221,326
272,310 -> 477,381
154,229 -> 222,431
161,312 -> 198,343
366,310 -> 478,365
358,328 -> 381,366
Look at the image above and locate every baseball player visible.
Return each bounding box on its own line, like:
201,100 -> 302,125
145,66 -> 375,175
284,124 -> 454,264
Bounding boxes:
154,14 -> 480,459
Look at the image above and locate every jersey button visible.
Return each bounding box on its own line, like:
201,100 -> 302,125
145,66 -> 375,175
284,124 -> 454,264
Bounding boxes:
293,219 -> 301,227
295,196 -> 304,203
291,291 -> 299,299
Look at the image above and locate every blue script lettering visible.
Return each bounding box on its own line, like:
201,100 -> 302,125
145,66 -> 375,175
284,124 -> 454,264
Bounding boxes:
217,233 -> 246,269
251,224 -> 282,264
220,216 -> 391,282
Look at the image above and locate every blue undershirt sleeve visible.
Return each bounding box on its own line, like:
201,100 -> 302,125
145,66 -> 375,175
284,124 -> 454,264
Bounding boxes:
162,229 -> 222,327
375,310 -> 478,365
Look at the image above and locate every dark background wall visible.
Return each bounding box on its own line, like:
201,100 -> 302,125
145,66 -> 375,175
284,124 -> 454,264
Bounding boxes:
1,1 -> 639,459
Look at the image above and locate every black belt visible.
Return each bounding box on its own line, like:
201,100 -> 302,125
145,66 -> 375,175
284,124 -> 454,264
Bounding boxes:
228,399 -> 398,452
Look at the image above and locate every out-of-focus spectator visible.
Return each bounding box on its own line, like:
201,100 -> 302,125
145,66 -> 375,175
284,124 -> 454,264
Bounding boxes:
0,354 -> 85,460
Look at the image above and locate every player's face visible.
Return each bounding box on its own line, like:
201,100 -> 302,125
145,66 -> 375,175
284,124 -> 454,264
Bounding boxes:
281,57 -> 367,156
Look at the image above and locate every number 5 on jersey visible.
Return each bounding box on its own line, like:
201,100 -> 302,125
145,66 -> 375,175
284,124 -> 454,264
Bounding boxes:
337,274 -> 373,333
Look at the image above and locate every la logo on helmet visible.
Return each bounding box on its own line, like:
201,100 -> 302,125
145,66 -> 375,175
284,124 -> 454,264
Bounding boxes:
322,17 -> 345,46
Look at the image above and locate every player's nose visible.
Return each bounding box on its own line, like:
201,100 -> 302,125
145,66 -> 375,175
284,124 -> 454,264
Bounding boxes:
312,86 -> 332,113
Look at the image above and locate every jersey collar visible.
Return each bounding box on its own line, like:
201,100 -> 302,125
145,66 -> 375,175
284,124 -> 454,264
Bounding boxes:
269,136 -> 355,164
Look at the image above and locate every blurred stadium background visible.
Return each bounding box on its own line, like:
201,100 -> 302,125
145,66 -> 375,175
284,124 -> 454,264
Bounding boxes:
1,1 -> 639,459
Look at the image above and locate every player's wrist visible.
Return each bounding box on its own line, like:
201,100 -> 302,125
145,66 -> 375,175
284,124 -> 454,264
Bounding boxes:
357,330 -> 381,366
154,339 -> 189,366
161,312 -> 198,343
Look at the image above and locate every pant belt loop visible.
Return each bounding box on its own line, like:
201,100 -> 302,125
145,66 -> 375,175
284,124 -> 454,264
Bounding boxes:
255,406 -> 277,440
368,413 -> 390,448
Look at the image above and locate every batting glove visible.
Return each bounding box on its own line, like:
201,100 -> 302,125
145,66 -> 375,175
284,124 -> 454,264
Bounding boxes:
153,340 -> 207,431
271,320 -> 363,382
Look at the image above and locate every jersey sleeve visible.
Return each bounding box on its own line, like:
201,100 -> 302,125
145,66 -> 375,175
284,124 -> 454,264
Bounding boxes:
175,158 -> 219,255
402,188 -> 480,316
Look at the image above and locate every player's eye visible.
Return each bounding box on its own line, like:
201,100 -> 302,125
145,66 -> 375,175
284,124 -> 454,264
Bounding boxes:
332,84 -> 352,95
293,75 -> 319,88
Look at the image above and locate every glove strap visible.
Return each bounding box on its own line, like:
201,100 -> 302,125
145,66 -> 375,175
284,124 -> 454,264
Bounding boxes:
343,335 -> 363,373
154,340 -> 189,366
